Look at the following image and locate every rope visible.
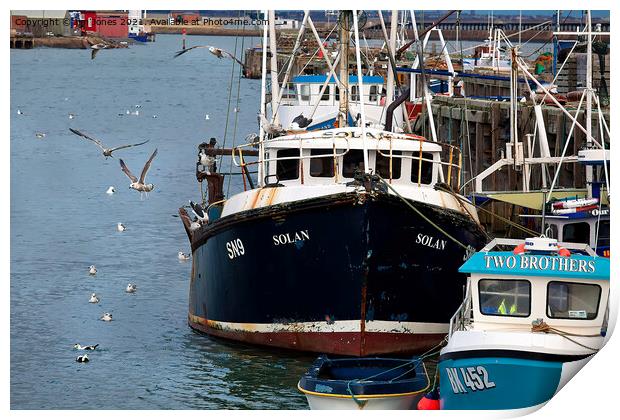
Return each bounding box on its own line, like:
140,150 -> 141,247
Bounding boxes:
226,21 -> 246,196
531,321 -> 602,351
377,176 -> 470,250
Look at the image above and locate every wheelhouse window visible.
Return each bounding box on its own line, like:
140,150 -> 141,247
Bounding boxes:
299,84 -> 310,101
276,149 -> 299,181
479,279 -> 531,317
335,86 -> 340,101
369,85 -> 379,102
343,150 -> 365,178
351,85 -> 359,101
547,282 -> 601,320
321,86 -> 331,101
562,222 -> 590,243
410,152 -> 434,184
375,150 -> 402,179
597,220 -> 610,248
310,149 -> 335,178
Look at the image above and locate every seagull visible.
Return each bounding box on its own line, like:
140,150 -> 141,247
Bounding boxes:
89,293 -> 100,303
68,113 -> 76,119
117,223 -> 126,232
106,186 -> 115,194
189,200 -> 208,223
135,104 -> 141,109
205,114 -> 210,120
75,354 -> 90,363
258,114 -> 285,136
119,148 -> 158,195
152,115 -> 158,118
173,45 -> 246,68
35,132 -> 46,139
89,265 -> 97,275
126,283 -> 137,293
100,312 -> 113,322
69,128 -> 149,158
189,221 -> 201,231
17,109 -> 25,115
178,251 -> 190,261
74,344 -> 99,351
91,43 -> 107,60
131,110 -> 139,116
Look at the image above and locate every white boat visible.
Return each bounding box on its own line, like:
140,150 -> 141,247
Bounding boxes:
439,236 -> 610,411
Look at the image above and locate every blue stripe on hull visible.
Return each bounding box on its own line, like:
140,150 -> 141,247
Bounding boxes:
439,357 -> 562,410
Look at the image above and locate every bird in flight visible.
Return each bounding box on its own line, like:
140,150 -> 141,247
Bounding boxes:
174,45 -> 245,68
69,128 -> 149,158
120,149 -> 158,194
90,43 -> 107,60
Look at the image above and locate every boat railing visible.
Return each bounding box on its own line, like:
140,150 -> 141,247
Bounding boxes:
448,282 -> 473,338
481,238 -> 598,256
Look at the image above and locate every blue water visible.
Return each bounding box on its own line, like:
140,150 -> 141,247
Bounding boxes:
10,34 -> 313,409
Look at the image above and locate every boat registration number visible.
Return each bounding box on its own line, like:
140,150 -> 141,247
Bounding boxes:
445,366 -> 496,394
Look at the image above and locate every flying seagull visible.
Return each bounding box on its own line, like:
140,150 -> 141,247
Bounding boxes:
69,128 -> 149,158
174,45 -> 245,68
91,43 -> 107,60
119,148 -> 158,194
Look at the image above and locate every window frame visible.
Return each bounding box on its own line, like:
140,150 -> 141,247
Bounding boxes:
309,149 -> 336,178
546,281 -> 602,320
275,149 -> 300,181
478,278 -> 532,318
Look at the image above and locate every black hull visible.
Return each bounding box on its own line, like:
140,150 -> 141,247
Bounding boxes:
186,190 -> 487,355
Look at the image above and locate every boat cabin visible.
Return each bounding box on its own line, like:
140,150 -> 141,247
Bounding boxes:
284,75 -> 385,106
451,237 -> 610,337
260,127 -> 448,188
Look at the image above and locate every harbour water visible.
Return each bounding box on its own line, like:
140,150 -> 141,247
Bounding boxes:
10,34 -> 313,409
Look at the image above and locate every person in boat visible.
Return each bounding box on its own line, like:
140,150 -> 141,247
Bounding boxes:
498,298 -> 517,315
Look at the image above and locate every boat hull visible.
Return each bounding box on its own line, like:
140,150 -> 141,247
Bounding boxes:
439,350 -> 594,410
303,393 -> 423,410
187,190 -> 486,355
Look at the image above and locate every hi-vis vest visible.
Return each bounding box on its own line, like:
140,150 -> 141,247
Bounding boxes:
498,299 -> 517,315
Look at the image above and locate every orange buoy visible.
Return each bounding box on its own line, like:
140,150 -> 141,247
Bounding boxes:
418,390 -> 440,410
513,243 -> 526,255
558,247 -> 571,257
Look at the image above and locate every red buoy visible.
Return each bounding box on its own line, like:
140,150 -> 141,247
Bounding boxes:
558,247 -> 571,257
417,390 -> 440,410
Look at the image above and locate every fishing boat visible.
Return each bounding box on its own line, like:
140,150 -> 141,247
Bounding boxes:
439,236 -> 609,411
298,355 -> 429,409
179,10 -> 487,356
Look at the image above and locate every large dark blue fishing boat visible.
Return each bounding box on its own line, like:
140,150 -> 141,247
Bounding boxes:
178,11 -> 487,356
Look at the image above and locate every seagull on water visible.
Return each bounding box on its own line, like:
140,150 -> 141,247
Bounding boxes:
76,354 -> 90,363
69,128 -> 149,158
74,344 -> 99,351
17,109 -> 25,115
68,113 -> 76,119
100,312 -> 113,322
89,293 -> 100,303
126,283 -> 137,293
205,114 -> 210,120
178,251 -> 190,261
173,45 -> 246,68
35,132 -> 46,139
106,186 -> 115,194
117,223 -> 126,232
89,265 -> 97,275
119,148 -> 158,195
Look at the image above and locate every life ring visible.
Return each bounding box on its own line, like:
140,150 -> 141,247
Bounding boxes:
513,243 -> 526,255
558,247 -> 571,257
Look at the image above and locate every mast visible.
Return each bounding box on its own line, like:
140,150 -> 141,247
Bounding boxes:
258,10 -> 269,187
352,11 -> 369,173
268,10 -> 280,126
338,12 -> 350,128
585,10 -> 593,197
385,10 -> 398,109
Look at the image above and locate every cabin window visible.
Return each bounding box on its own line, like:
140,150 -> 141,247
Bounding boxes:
547,282 -> 601,320
276,149 -> 299,181
321,86 -> 331,101
597,220 -> 610,248
369,85 -> 378,102
343,150 -> 365,178
563,222 -> 590,243
410,152 -> 434,185
310,149 -> 335,178
479,279 -> 531,317
299,84 -> 310,101
351,85 -> 359,101
375,150 -> 402,179
335,86 -> 340,101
